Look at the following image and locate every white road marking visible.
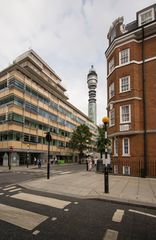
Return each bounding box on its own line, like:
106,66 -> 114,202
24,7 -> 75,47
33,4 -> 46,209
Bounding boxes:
112,209 -> 124,222
64,208 -> 69,212
51,217 -> 57,221
129,209 -> 156,218
11,192 -> 71,209
32,230 -> 40,235
0,203 -> 48,230
103,229 -> 118,240
0,193 -> 4,195
9,188 -> 22,192
3,186 -> 16,191
4,184 -> 15,187
74,202 -> 79,205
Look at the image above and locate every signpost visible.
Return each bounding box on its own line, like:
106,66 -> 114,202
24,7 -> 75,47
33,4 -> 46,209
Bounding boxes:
45,131 -> 52,179
102,117 -> 109,193
27,144 -> 30,168
9,146 -> 13,170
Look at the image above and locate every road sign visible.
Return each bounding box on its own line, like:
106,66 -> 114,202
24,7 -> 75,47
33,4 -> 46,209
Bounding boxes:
102,154 -> 111,166
9,146 -> 13,152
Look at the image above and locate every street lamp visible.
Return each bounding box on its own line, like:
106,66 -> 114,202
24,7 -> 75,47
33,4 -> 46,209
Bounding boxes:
27,144 -> 30,168
102,117 -> 109,193
8,146 -> 13,170
45,130 -> 52,179
86,140 -> 89,171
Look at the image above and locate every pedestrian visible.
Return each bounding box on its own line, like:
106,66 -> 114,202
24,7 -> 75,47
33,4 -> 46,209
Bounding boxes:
34,157 -> 37,165
86,156 -> 89,171
88,157 -> 92,171
92,158 -> 94,166
38,159 -> 41,168
54,157 -> 58,164
94,157 -> 98,167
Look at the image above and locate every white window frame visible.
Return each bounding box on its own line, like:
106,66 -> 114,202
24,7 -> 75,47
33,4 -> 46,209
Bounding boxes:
119,48 -> 130,65
138,8 -> 155,26
120,105 -> 131,124
122,138 -> 130,156
109,109 -> 115,127
114,165 -> 118,174
114,137 -> 118,156
108,57 -> 114,74
119,76 -> 130,93
109,82 -> 115,99
123,166 -> 130,175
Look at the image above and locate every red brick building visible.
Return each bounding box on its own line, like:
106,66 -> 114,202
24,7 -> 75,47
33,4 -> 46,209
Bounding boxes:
105,4 -> 156,177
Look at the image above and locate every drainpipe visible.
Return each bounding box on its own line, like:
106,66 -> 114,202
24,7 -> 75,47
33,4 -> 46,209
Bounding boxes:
142,27 -> 147,177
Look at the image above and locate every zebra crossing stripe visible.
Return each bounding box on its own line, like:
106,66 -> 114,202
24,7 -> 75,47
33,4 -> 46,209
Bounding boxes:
3,186 -> 16,191
11,192 -> 71,209
4,184 -> 15,187
9,188 -> 22,192
0,203 -> 48,230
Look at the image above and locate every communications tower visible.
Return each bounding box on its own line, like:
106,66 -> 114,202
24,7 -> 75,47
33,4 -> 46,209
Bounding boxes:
87,65 -> 98,124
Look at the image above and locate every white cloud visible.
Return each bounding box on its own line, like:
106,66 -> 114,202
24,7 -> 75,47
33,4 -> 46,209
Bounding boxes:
0,0 -> 155,124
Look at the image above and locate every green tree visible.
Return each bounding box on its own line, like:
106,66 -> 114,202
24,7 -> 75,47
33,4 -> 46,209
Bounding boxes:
97,125 -> 111,158
69,124 -> 92,163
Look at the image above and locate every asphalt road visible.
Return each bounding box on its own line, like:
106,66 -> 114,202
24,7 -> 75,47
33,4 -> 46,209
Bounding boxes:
0,163 -> 84,185
0,165 -> 156,240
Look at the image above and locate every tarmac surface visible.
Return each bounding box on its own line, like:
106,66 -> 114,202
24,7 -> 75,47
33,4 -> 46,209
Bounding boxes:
1,165 -> 156,208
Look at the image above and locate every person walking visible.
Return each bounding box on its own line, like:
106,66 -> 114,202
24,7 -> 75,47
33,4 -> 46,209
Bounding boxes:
38,159 -> 41,168
88,157 -> 92,171
34,157 -> 37,165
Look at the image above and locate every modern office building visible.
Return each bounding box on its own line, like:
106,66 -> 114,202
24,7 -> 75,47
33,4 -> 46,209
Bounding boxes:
0,50 -> 97,166
106,4 -> 156,177
87,65 -> 98,124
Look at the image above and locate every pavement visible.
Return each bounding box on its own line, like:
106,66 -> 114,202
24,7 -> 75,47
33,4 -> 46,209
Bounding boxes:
1,165 -> 156,208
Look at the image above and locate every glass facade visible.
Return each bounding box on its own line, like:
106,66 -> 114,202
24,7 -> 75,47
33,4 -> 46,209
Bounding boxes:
0,50 -> 97,165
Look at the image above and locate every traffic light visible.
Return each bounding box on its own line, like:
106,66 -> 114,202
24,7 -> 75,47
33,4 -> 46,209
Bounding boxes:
45,132 -> 52,142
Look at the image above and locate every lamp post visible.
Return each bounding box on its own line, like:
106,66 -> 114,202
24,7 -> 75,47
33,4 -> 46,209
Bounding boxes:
102,117 -> 109,193
86,140 -> 89,171
8,146 -> 13,170
27,144 -> 30,168
45,130 -> 52,179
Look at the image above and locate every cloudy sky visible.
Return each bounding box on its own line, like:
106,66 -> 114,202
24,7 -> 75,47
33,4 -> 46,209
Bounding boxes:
0,0 -> 155,124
